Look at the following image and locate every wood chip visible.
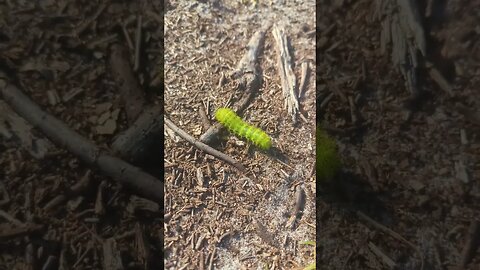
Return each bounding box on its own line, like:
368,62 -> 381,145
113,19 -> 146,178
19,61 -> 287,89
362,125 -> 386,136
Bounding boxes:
0,223 -> 45,242
103,238 -> 124,270
62,88 -> 85,102
96,118 -> 117,135
253,218 -> 277,247
368,242 -> 397,269
298,61 -> 310,100
455,160 -> 469,184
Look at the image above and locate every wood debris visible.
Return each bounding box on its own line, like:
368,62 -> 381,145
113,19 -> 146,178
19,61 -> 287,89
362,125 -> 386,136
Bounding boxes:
253,218 -> 277,247
165,116 -> 246,172
0,223 -> 45,242
109,43 -> 146,124
272,23 -> 300,123
286,184 -> 306,230
456,220 -> 480,270
0,100 -> 52,159
368,242 -> 397,269
126,195 -> 160,214
111,106 -> 163,164
375,0 -> 426,97
102,238 -> 124,270
134,223 -> 151,269
298,61 -> 310,100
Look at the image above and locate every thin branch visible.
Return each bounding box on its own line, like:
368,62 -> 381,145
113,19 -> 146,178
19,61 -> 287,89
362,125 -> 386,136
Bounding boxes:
165,116 -> 246,172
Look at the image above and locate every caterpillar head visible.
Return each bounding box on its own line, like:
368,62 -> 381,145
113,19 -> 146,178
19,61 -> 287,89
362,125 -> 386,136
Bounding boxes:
316,126 -> 341,182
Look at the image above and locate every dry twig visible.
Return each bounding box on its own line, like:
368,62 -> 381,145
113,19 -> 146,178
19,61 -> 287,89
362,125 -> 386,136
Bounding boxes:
0,223 -> 45,242
165,116 -> 246,172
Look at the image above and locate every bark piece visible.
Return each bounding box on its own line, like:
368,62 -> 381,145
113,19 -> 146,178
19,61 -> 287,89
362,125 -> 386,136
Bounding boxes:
273,23 -> 299,123
109,43 -> 146,124
111,105 -> 163,164
376,0 -> 427,98
0,101 -> 52,159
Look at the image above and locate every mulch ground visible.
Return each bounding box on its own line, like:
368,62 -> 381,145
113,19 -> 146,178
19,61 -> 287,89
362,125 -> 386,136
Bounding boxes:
317,0 -> 480,269
0,0 -> 479,270
1,1 -> 163,269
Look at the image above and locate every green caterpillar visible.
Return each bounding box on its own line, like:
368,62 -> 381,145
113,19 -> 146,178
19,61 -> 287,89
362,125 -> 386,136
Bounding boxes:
215,107 -> 272,150
316,126 -> 341,181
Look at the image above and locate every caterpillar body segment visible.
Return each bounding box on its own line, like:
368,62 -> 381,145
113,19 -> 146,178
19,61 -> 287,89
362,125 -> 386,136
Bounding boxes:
215,108 -> 272,150
316,126 -> 341,181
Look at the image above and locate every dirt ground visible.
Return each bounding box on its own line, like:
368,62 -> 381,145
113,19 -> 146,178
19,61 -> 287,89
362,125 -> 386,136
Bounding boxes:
317,0 -> 480,269
164,0 -> 316,269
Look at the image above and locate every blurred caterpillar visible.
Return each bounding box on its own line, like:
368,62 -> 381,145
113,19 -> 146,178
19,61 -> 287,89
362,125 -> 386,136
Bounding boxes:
215,108 -> 272,150
316,126 -> 341,181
